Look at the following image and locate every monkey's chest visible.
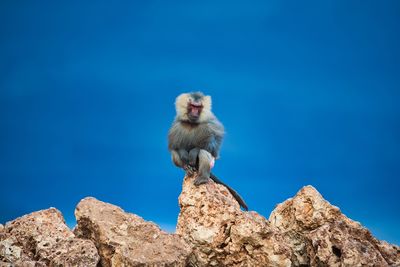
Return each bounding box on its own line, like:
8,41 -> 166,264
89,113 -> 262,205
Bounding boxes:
175,125 -> 210,149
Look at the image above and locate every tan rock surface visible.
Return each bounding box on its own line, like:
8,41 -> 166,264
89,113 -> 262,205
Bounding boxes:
74,197 -> 193,267
1,182 -> 399,267
0,208 -> 99,267
270,185 -> 400,266
177,174 -> 293,266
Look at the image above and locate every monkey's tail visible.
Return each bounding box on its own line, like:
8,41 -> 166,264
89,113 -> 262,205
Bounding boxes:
210,173 -> 248,211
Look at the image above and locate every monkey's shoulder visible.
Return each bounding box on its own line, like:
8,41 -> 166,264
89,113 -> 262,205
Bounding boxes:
207,118 -> 224,135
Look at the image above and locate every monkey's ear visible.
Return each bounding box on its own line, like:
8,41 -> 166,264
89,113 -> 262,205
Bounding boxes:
203,95 -> 212,111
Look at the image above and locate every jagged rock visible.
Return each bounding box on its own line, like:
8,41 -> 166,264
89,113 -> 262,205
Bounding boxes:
2,181 -> 399,267
270,185 -> 400,266
74,197 -> 193,267
0,208 -> 99,267
177,175 -> 293,266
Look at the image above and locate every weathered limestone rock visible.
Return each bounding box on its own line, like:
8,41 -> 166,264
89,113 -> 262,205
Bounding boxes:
1,182 -> 399,267
270,185 -> 400,266
0,208 -> 99,267
177,175 -> 293,267
74,197 -> 193,267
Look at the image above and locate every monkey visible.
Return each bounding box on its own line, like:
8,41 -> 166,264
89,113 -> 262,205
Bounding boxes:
168,92 -> 248,211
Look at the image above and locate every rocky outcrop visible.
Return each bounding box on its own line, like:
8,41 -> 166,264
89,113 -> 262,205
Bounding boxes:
269,185 -> 400,266
1,176 -> 399,266
175,175 -> 399,266
177,175 -> 292,266
74,197 -> 193,267
0,208 -> 99,267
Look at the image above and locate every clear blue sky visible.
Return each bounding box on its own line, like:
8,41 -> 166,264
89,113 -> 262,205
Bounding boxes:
1,1 -> 399,244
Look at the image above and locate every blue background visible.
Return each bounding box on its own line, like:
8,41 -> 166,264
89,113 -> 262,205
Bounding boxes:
1,1 -> 399,244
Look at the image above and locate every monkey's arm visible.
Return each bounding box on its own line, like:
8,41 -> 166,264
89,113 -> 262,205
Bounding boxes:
178,149 -> 189,164
188,148 -> 200,167
189,147 -> 215,169
171,149 -> 190,167
205,135 -> 222,159
171,149 -> 198,175
205,119 -> 224,158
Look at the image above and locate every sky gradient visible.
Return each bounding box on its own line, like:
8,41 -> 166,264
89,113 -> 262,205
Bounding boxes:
1,1 -> 399,244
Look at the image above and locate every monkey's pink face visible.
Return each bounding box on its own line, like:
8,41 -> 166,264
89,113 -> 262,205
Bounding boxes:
187,101 -> 203,121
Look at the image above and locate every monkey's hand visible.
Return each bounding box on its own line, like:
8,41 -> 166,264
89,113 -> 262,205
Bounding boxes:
183,164 -> 196,176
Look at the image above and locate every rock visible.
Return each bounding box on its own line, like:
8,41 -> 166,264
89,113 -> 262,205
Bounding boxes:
270,185 -> 400,266
0,208 -> 99,267
177,175 -> 293,266
74,197 -> 193,267
1,181 -> 399,267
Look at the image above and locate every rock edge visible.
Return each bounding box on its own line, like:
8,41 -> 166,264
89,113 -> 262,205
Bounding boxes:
1,178 -> 399,266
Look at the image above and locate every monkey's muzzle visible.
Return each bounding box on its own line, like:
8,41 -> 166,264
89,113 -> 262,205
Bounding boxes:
188,103 -> 203,120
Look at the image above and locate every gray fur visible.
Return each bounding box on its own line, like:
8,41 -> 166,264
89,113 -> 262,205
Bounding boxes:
195,149 -> 214,185
188,147 -> 200,166
168,92 -> 248,210
168,113 -> 224,183
168,92 -> 224,183
168,116 -> 224,159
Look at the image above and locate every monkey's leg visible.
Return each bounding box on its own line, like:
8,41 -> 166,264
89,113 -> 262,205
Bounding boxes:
188,148 -> 200,167
171,150 -> 184,167
194,149 -> 213,186
178,149 -> 189,165
179,149 -> 198,175
172,150 -> 195,175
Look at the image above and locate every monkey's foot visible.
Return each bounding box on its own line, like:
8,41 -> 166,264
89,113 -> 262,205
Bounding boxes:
193,176 -> 209,186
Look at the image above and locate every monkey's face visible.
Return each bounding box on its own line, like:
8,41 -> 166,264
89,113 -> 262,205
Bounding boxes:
187,97 -> 203,122
175,92 -> 212,123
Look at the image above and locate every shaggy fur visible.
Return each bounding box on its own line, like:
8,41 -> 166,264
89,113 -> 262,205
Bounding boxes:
168,92 -> 248,210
